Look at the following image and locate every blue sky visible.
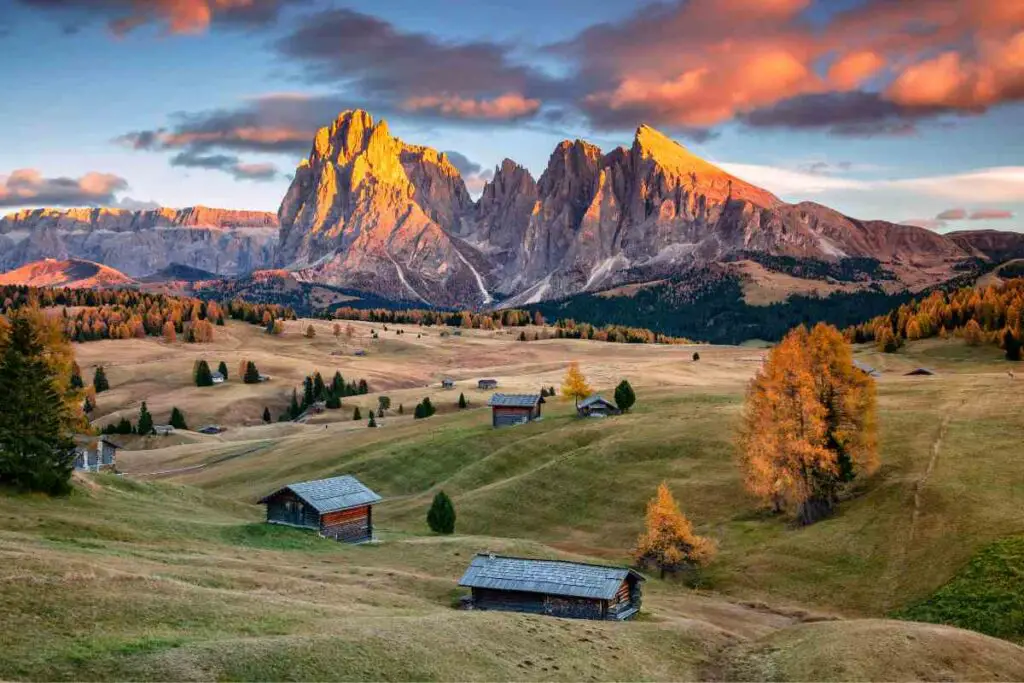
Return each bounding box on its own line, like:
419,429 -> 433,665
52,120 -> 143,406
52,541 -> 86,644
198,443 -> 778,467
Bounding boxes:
0,0 -> 1021,232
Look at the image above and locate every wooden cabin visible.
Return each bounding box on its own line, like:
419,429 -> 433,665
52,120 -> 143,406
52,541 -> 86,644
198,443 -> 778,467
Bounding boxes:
259,475 -> 382,543
478,378 -> 498,390
487,393 -> 542,428
905,367 -> 936,376
73,436 -> 119,472
576,395 -> 621,418
442,378 -> 455,389
459,554 -> 644,621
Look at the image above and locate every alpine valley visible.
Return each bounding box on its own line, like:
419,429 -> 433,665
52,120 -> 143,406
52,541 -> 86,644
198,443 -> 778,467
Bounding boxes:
4,110 -> 1024,342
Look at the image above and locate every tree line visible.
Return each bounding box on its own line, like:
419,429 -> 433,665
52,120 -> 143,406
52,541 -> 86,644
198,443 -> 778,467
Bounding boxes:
0,285 -> 295,344
848,279 -> 1024,359
280,370 -> 370,421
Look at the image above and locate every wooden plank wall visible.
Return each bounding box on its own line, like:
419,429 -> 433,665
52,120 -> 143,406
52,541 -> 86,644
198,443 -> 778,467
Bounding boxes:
321,505 -> 372,543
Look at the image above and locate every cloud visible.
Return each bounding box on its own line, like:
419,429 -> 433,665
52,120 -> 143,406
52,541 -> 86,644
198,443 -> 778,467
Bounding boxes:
937,208 -> 968,220
110,196 -> 161,210
718,163 -> 869,195
276,8 -> 555,122
169,149 -> 281,181
797,161 -> 854,175
15,0 -> 301,35
402,93 -> 541,121
442,150 -> 493,195
0,168 -> 129,207
556,0 -> 1024,133
969,209 -> 1015,220
887,167 -> 1024,202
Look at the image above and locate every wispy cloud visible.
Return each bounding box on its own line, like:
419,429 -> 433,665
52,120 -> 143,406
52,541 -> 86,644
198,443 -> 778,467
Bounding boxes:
0,168 -> 130,207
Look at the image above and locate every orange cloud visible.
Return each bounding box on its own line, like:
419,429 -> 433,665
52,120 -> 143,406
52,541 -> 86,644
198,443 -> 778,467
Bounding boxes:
0,168 -> 129,207
401,93 -> 541,120
828,51 -> 886,90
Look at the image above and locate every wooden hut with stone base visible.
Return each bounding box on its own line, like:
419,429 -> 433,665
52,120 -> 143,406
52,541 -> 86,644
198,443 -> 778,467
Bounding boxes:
458,554 -> 644,620
259,475 -> 381,543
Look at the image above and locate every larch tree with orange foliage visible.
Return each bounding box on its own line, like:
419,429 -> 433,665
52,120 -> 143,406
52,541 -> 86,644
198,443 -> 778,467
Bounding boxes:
738,323 -> 878,525
561,362 -> 592,408
634,482 -> 716,579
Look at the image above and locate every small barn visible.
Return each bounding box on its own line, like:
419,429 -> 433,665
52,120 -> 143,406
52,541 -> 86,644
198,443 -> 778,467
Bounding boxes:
153,425 -> 175,436
478,378 -> 498,390
259,475 -> 381,543
197,425 -> 225,435
577,395 -> 620,418
458,554 -> 644,621
487,393 -> 542,427
211,372 -> 226,384
905,367 -> 936,376
73,436 -> 119,472
442,378 -> 455,389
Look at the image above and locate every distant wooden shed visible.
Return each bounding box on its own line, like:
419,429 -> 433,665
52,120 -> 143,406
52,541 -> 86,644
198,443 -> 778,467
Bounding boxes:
442,378 -> 455,389
459,554 -> 644,621
73,436 -> 119,472
259,475 -> 382,543
577,395 -> 620,418
478,378 -> 498,390
853,360 -> 881,378
487,393 -> 542,428
905,367 -> 936,376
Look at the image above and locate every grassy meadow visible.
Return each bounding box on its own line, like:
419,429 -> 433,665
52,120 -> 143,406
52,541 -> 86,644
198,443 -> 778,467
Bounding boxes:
2,321 -> 1024,680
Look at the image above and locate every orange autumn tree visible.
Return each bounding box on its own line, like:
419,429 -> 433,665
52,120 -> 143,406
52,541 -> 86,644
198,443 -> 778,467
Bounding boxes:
561,362 -> 592,407
738,323 -> 878,525
634,482 -> 716,579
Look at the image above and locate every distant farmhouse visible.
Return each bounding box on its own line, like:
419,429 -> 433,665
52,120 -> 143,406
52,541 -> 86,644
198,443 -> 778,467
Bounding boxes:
196,425 -> 225,435
478,378 -> 498,390
211,371 -> 225,384
442,378 -> 455,389
577,395 -> 620,418
259,475 -> 381,544
153,425 -> 175,436
487,393 -> 542,428
458,554 -> 644,621
73,436 -> 119,472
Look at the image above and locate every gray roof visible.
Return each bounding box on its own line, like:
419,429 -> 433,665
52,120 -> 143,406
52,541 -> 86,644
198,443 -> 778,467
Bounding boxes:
853,360 -> 880,377
578,394 -> 617,409
259,475 -> 381,513
459,554 -> 643,600
487,393 -> 541,408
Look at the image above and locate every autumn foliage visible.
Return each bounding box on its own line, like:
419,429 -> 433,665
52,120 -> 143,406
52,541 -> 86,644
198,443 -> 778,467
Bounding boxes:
738,323 -> 878,525
634,482 -> 716,579
561,362 -> 592,406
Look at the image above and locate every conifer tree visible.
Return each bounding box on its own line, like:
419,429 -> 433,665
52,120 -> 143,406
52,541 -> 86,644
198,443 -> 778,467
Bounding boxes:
193,360 -> 213,387
353,406 -> 362,421
116,417 -> 134,435
561,362 -> 592,407
692,352 -> 700,362
0,313 -> 76,494
398,404 -> 404,415
70,361 -> 84,390
738,324 -> 877,524
426,491 -> 456,534
289,389 -> 301,420
368,413 -> 377,428
262,406 -> 272,423
325,391 -> 341,409
634,482 -> 715,579
332,371 -> 344,395
303,376 -> 315,408
378,396 -> 391,413
83,395 -> 94,414
358,379 -> 369,394
169,407 -> 188,430
93,365 -> 110,393
243,361 -> 261,384
458,392 -> 467,409
136,402 -> 154,435
614,379 -> 636,412
217,361 -> 229,381
313,372 -> 326,401
1004,329 -> 1022,362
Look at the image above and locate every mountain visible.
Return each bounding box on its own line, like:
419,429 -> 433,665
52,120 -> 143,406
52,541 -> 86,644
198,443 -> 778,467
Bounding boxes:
276,110 -> 987,308
277,110 -> 491,306
0,258 -> 136,289
0,206 -> 278,278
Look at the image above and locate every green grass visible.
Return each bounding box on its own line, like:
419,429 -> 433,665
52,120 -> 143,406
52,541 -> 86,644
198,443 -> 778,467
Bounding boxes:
896,536 -> 1024,641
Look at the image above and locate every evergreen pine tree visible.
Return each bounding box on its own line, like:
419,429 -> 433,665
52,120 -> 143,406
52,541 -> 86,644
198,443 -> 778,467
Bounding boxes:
358,379 -> 369,394
243,361 -> 261,384
398,404 -> 404,415
313,372 -> 327,401
458,392 -> 467,409
1005,329 -> 1022,362
217,361 -> 229,381
692,352 -> 700,362
116,417 -> 134,435
368,413 -> 377,428
289,389 -> 301,419
194,360 -> 213,387
262,406 -> 272,423
614,379 -> 636,412
0,314 -> 76,494
325,392 -> 341,409
137,402 -> 154,435
70,361 -> 84,390
83,396 -> 94,414
169,407 -> 188,430
353,406 -> 362,421
302,376 -> 314,408
332,371 -> 344,395
426,491 -> 456,534
93,366 -> 110,393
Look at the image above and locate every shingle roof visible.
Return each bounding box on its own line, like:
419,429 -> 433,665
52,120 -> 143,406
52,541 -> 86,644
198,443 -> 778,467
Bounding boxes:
459,554 -> 643,600
259,475 -> 381,513
487,393 -> 541,408
578,394 -> 617,409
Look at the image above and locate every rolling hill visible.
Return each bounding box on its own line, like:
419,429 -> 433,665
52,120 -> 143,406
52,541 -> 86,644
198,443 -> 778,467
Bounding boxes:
0,258 -> 137,289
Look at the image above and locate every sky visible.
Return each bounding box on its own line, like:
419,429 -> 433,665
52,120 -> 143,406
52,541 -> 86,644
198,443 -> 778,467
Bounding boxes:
0,0 -> 1021,233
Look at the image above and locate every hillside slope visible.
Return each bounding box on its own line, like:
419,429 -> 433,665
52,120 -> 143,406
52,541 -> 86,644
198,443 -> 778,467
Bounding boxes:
0,257 -> 136,288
